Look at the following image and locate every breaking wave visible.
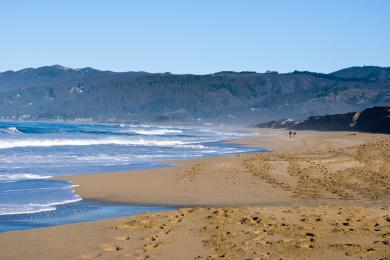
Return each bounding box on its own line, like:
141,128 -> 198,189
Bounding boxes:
0,127 -> 22,134
0,198 -> 82,216
0,138 -> 203,149
0,174 -> 52,183
131,129 -> 183,135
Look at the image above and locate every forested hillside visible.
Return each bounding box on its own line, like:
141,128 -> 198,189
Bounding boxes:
0,65 -> 389,124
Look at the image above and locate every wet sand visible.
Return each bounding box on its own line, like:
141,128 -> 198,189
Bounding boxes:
1,130 -> 389,259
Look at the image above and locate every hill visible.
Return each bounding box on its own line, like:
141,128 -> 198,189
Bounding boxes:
0,65 -> 389,123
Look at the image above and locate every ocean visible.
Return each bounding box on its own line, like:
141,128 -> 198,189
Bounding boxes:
0,121 -> 263,232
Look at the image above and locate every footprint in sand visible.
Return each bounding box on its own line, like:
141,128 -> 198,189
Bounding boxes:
114,236 -> 130,241
144,242 -> 161,249
115,224 -> 130,230
78,253 -> 102,259
100,243 -> 121,252
144,235 -> 158,242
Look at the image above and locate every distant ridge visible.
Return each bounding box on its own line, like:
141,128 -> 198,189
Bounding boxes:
0,65 -> 389,123
330,66 -> 390,80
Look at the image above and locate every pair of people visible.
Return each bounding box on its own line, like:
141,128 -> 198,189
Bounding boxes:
289,131 -> 296,138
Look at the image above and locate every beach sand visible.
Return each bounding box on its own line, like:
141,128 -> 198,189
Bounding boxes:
1,130 -> 389,259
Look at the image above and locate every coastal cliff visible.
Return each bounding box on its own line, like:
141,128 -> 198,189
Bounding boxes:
256,106 -> 390,134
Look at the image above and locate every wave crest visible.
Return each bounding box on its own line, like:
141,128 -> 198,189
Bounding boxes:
0,138 -> 203,149
0,198 -> 82,216
0,174 -> 52,183
0,127 -> 22,134
131,129 -> 183,135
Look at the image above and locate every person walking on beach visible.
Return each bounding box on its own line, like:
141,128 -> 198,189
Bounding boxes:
289,131 -> 292,138
293,131 -> 296,138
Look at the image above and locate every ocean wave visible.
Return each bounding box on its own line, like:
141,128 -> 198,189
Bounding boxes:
0,204 -> 56,216
0,127 -> 23,134
198,129 -> 256,137
0,198 -> 82,216
0,138 -> 203,149
30,198 -> 82,207
1,184 -> 78,193
131,129 -> 183,135
0,174 -> 52,183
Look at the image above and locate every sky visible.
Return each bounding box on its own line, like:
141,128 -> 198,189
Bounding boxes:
1,0 -> 389,74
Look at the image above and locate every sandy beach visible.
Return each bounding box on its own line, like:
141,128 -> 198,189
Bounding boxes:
1,129 -> 389,259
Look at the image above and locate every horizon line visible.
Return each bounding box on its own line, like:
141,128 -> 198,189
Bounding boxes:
1,64 -> 389,75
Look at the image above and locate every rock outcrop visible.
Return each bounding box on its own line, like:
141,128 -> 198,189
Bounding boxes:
354,107 -> 390,133
256,107 -> 390,134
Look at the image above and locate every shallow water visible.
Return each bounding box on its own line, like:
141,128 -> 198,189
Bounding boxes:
0,200 -> 172,232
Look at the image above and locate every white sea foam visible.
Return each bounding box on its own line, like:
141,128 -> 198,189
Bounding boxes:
0,127 -> 22,134
0,138 -> 200,149
30,197 -> 82,207
131,129 -> 183,135
0,198 -> 82,216
0,173 -> 52,182
73,154 -> 163,162
198,129 -> 256,137
0,205 -> 56,215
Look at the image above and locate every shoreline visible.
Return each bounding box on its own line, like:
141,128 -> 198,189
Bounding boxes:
52,129 -> 270,207
1,129 -> 389,259
55,129 -> 386,207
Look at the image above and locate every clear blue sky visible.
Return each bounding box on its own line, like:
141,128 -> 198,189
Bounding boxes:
1,0 -> 389,74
